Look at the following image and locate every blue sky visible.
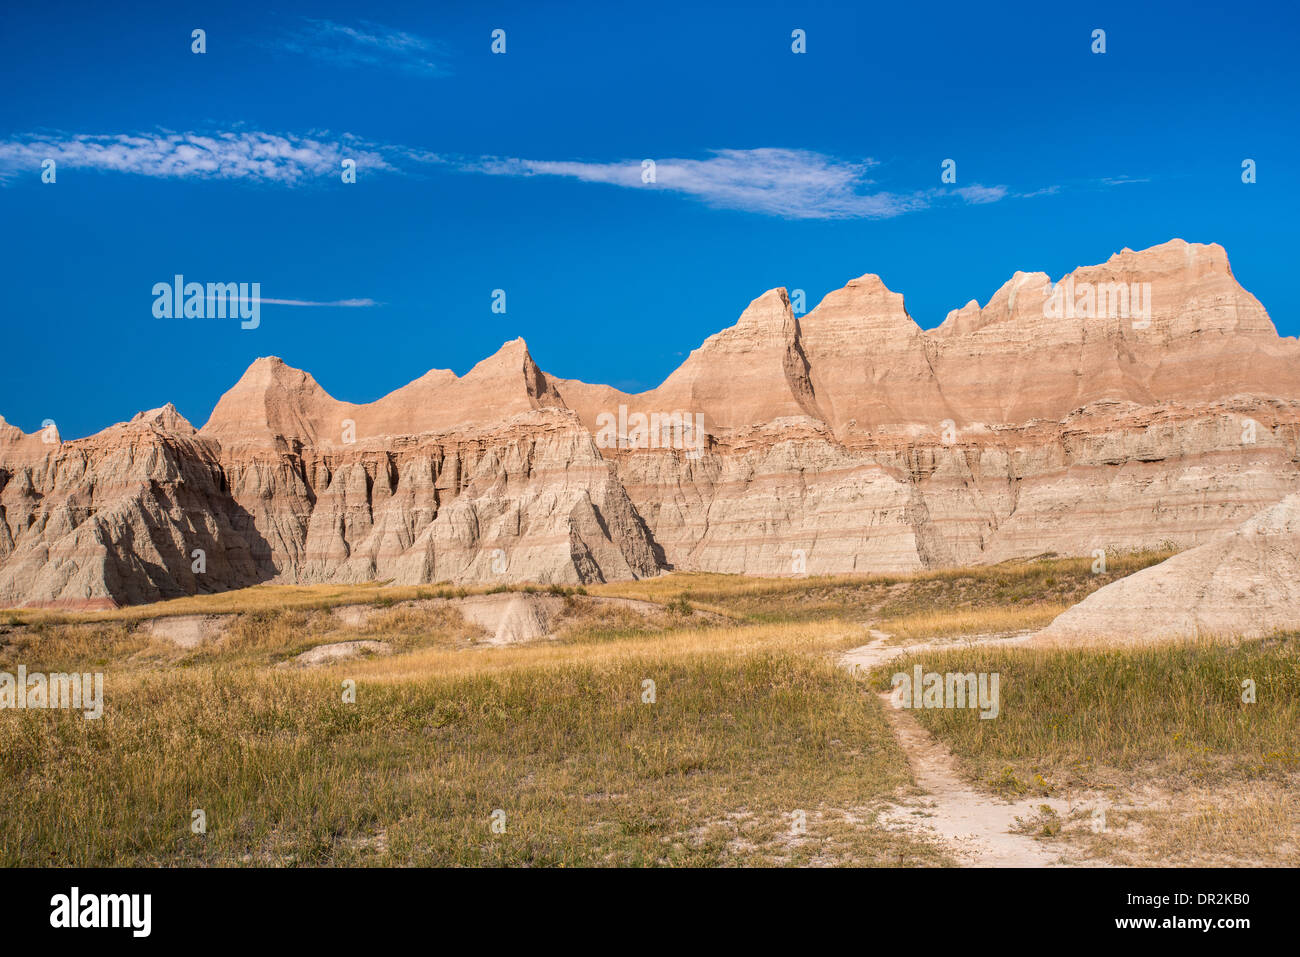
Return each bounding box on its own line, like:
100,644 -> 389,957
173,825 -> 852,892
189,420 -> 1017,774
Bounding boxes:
2,0 -> 1297,439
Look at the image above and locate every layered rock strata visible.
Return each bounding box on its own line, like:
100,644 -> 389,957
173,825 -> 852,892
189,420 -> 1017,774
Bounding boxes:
3,239 -> 1298,606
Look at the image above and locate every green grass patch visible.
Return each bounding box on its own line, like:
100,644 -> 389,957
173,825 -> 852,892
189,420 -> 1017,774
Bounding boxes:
0,652 -> 934,867
873,634 -> 1300,794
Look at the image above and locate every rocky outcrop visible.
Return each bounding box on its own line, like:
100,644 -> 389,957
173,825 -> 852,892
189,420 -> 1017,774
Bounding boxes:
0,411 -> 268,609
1036,492 -> 1300,643
0,405 -> 661,606
201,338 -> 565,452
3,239 -> 1299,607
799,273 -> 951,437
927,240 -> 1299,422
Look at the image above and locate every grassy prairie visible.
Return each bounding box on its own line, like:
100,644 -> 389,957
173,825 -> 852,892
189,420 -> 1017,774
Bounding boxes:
0,581 -> 592,627
1,549 -> 1295,866
876,604 -> 1072,641
871,633 -> 1300,865
0,620 -> 936,867
0,550 -> 1171,629
875,635 -> 1300,794
593,550 -> 1175,624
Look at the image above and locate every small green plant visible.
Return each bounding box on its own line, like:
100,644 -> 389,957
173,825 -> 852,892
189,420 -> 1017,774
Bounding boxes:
666,596 -> 692,617
990,766 -> 1029,796
1013,805 -> 1062,838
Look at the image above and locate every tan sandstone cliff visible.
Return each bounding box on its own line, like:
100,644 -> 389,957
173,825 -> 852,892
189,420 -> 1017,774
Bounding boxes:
3,239 -> 1298,607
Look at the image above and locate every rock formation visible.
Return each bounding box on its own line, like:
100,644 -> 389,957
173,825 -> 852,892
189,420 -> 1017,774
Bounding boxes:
1036,492 -> 1300,643
4,239 -> 1299,607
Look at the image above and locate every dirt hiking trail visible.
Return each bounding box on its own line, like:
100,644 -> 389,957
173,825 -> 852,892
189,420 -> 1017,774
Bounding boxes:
841,629 -> 1081,867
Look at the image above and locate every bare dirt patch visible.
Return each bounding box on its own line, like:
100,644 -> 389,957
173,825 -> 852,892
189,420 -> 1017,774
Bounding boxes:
449,593 -> 566,644
137,614 -> 228,649
291,640 -> 392,667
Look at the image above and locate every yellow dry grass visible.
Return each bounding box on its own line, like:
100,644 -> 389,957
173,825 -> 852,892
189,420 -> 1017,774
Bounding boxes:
4,549 -> 1292,868
878,604 -> 1072,642
0,614 -> 934,867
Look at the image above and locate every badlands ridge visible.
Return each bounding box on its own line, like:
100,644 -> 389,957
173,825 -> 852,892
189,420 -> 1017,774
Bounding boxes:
3,238 -> 1299,611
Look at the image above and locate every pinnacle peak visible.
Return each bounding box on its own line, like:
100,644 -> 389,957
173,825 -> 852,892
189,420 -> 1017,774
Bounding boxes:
732,287 -> 795,329
479,337 -> 535,364
845,272 -> 892,289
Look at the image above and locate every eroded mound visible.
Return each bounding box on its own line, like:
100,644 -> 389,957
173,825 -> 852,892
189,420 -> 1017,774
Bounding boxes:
1036,493 -> 1300,644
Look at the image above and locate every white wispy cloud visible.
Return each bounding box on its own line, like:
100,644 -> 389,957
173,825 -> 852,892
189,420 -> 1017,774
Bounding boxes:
461,149 -> 1015,220
0,132 -> 1019,221
259,297 -> 378,307
0,130 -> 396,184
464,148 -> 934,220
951,184 -> 1008,205
276,19 -> 447,76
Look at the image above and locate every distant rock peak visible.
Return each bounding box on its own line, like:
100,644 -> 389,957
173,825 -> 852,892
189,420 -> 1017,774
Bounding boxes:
34,239 -> 1296,445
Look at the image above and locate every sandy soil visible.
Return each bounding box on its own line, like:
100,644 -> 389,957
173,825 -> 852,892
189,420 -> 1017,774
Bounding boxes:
137,614 -> 228,648
291,640 -> 392,667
